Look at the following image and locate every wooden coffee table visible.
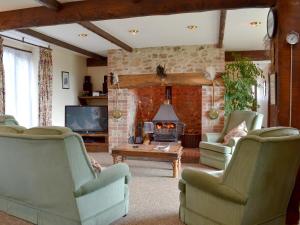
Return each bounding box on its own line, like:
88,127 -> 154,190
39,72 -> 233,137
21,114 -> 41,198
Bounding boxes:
111,144 -> 183,178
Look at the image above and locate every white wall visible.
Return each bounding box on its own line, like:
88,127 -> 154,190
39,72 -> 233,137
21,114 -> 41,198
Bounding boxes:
51,47 -> 87,126
87,66 -> 108,91
2,38 -> 87,127
255,61 -> 271,128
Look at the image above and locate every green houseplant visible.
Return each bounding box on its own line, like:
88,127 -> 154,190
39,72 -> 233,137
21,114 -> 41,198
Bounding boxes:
222,55 -> 262,115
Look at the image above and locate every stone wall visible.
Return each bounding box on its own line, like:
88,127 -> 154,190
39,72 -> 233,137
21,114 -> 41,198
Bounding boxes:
108,45 -> 225,150
108,45 -> 225,75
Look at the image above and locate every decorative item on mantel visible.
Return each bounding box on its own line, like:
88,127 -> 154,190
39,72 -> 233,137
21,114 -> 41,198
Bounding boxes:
205,66 -> 219,120
156,64 -> 167,81
83,76 -> 93,96
109,72 -> 122,119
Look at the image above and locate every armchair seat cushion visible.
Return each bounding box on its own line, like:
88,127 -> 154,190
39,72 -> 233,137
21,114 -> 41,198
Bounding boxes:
200,141 -> 232,154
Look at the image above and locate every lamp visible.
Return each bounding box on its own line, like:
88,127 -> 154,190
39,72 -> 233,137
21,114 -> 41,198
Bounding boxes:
143,122 -> 154,134
143,122 -> 154,145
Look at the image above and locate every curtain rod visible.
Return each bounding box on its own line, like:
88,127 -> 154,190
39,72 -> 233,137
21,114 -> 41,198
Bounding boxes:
0,34 -> 51,50
3,45 -> 32,54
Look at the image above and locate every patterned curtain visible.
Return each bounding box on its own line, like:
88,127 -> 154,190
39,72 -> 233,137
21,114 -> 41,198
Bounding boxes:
38,48 -> 53,126
0,38 -> 5,115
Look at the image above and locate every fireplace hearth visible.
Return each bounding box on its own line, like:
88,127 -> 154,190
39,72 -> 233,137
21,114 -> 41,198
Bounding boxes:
152,86 -> 185,142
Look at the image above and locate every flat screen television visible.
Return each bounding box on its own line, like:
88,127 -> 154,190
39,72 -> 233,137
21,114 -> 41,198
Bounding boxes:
65,106 -> 108,133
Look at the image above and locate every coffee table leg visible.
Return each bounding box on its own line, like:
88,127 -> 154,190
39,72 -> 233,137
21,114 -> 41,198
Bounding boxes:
178,158 -> 181,174
172,160 -> 179,178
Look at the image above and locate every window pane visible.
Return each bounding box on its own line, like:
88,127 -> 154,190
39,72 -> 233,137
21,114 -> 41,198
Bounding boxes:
3,47 -> 38,128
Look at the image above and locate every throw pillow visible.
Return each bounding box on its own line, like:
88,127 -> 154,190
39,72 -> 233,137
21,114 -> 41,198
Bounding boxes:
89,156 -> 102,173
223,121 -> 248,145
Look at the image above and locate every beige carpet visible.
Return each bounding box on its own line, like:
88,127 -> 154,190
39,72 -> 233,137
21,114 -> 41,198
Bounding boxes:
0,153 -> 214,225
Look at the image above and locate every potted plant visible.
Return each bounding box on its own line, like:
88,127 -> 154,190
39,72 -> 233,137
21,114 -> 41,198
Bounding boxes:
222,55 -> 263,115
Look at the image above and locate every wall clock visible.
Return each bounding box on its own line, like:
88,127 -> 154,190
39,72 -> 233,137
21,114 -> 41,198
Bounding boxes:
267,8 -> 277,38
286,31 -> 300,45
286,31 -> 299,126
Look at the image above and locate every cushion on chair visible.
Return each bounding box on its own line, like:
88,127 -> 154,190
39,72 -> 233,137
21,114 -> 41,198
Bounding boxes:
248,127 -> 299,137
223,121 -> 248,145
200,142 -> 232,154
24,127 -> 72,135
0,125 -> 25,134
226,111 -> 258,132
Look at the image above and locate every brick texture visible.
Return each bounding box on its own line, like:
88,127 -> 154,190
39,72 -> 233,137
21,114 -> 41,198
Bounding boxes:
108,45 -> 225,151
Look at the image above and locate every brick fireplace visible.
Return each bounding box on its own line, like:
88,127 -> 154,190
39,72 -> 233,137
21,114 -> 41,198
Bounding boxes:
108,45 -> 225,151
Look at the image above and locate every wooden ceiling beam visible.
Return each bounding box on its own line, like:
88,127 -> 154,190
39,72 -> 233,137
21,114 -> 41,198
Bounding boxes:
87,58 -> 107,67
35,0 -> 62,11
78,21 -> 133,52
0,0 -> 276,31
18,28 -> 107,63
217,10 -> 227,48
225,50 -> 271,61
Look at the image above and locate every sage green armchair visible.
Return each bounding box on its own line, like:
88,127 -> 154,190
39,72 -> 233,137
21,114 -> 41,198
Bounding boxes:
180,127 -> 300,225
0,115 -> 19,125
0,126 -> 131,225
200,110 -> 263,169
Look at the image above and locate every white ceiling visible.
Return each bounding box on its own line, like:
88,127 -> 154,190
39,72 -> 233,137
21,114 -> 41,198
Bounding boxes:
0,1 -> 270,56
224,8 -> 269,51
93,11 -> 220,49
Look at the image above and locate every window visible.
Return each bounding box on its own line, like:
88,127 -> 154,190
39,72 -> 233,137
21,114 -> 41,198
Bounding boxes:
3,47 -> 38,127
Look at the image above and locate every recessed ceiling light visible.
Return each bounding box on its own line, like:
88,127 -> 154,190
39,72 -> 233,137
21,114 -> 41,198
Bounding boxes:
187,25 -> 198,31
78,33 -> 88,38
128,29 -> 139,35
250,21 -> 262,27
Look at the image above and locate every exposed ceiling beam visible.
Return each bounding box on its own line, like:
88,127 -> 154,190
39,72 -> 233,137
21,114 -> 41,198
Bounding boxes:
78,21 -> 133,52
0,0 -> 276,31
18,29 -> 107,64
35,0 -> 62,11
225,50 -> 271,61
87,58 -> 108,67
217,10 -> 227,48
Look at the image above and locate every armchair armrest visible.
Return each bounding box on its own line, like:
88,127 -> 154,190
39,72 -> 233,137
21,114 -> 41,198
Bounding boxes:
227,137 -> 242,148
74,163 -> 131,197
202,133 -> 222,142
182,168 -> 247,205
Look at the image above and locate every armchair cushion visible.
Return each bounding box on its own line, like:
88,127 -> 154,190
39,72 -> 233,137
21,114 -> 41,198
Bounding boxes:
200,141 -> 232,154
202,133 -> 222,143
248,126 -> 299,137
182,168 -> 247,204
0,125 -> 25,134
74,163 -> 131,197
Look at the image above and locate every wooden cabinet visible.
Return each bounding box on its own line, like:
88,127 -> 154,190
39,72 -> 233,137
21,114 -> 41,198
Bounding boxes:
78,96 -> 108,106
78,95 -> 109,152
80,132 -> 108,152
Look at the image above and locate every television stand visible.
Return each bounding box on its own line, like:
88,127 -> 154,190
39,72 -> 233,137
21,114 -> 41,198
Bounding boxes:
79,132 -> 108,152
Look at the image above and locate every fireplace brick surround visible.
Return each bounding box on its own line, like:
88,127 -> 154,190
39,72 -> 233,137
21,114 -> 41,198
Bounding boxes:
108,45 -> 225,151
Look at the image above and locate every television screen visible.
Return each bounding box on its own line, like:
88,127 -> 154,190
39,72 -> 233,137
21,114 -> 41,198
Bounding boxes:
65,106 -> 108,133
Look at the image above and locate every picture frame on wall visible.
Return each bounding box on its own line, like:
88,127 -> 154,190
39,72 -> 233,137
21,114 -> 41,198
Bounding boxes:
62,71 -> 70,89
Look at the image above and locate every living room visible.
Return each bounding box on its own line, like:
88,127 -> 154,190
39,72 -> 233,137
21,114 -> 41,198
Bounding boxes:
0,1 -> 299,225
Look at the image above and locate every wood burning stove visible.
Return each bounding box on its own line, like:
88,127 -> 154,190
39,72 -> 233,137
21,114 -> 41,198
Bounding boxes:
152,86 -> 185,142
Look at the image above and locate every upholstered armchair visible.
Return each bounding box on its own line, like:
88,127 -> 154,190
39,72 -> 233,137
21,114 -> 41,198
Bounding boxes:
0,115 -> 19,125
180,127 -> 300,225
200,110 -> 263,169
0,126 -> 131,225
